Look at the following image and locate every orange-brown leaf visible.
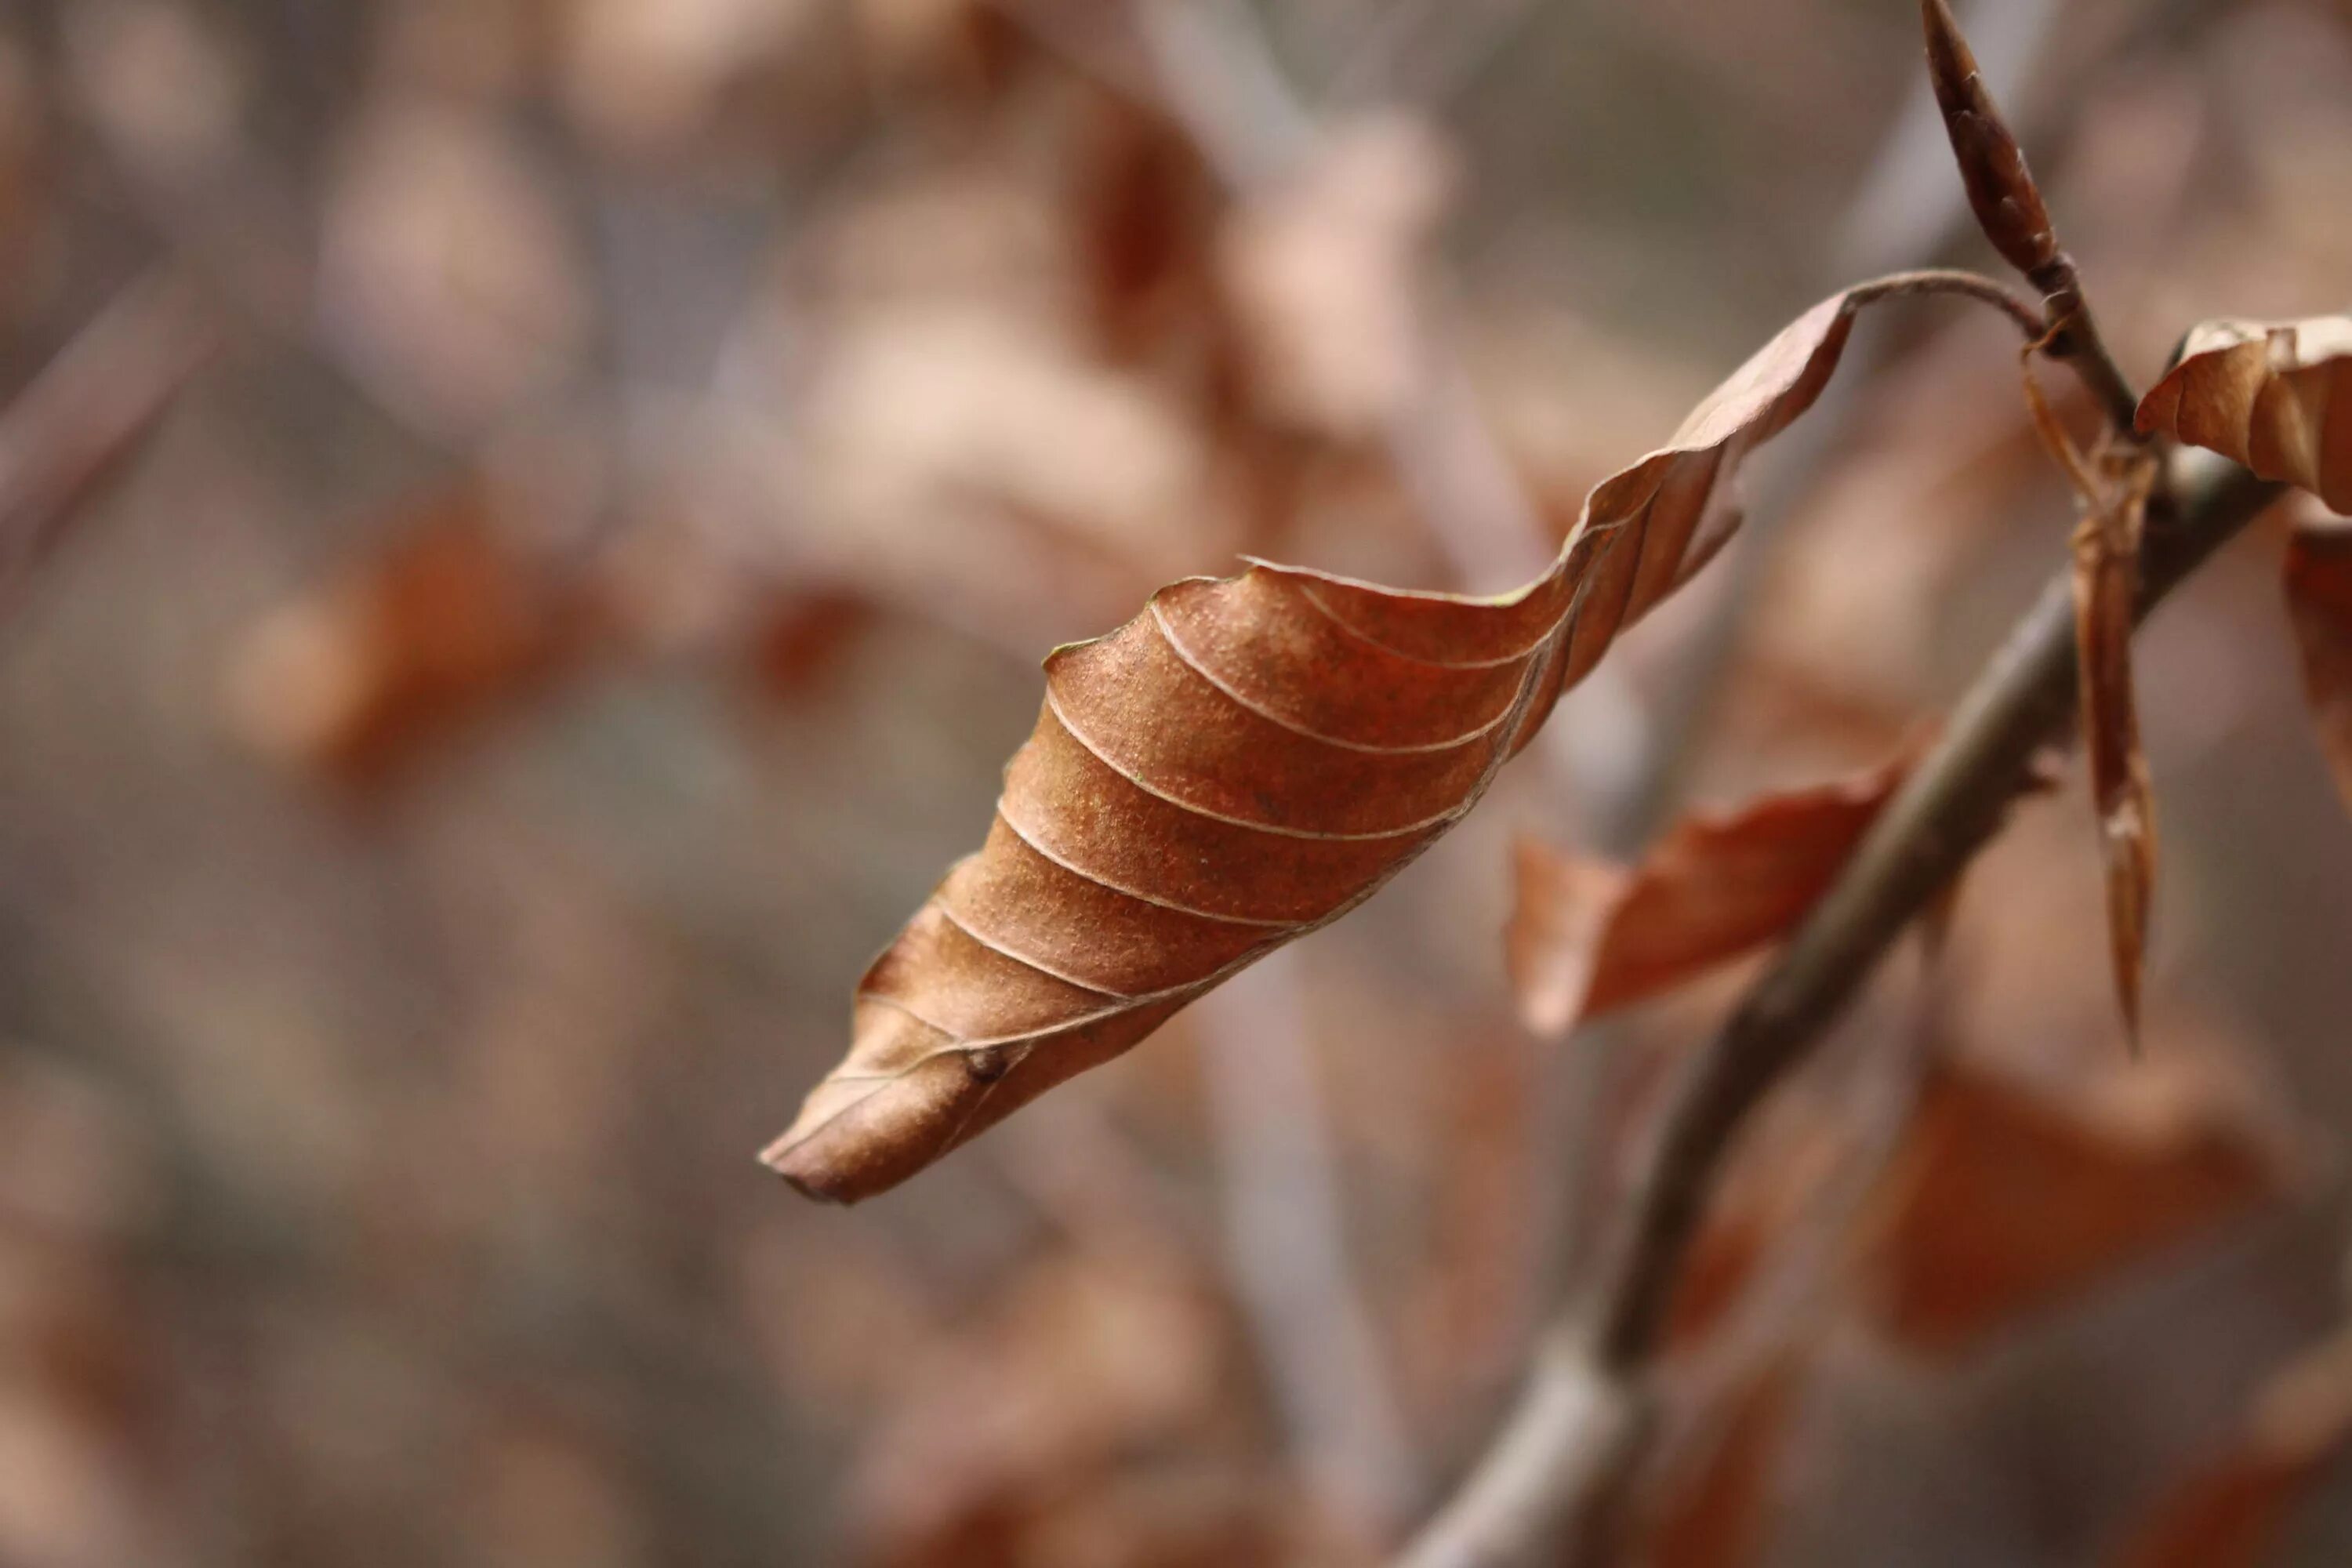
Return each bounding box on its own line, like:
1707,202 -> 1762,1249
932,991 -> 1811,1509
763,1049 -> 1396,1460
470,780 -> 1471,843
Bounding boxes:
768,289 -> 1880,1203
2108,1328 -> 2352,1568
2071,456 -> 2158,1047
2284,517 -> 2352,815
1640,1354 -> 1805,1568
2135,316 -> 2352,512
225,486 -> 604,786
2109,1448 -> 2314,1568
1507,753 -> 1914,1037
1856,1059 -> 2281,1356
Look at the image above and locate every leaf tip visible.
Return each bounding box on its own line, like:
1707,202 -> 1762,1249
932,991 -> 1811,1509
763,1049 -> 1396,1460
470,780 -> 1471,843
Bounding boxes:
758,1138 -> 851,1205
764,1020 -> 1021,1203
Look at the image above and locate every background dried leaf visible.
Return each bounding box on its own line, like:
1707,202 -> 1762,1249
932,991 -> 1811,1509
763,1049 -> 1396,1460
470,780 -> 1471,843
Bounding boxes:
1853,1055 -> 2289,1356
1508,752 -> 1914,1036
2136,317 -> 2352,512
2107,1326 -> 2352,1568
223,485 -> 604,786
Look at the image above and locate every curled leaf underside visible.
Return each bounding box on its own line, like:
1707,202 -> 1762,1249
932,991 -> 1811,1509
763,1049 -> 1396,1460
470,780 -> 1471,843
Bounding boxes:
770,292 -> 1882,1203
2136,316 -> 2352,513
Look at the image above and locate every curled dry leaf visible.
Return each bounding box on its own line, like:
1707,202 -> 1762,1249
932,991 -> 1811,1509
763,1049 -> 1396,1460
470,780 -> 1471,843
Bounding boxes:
1508,752 -> 1915,1037
2071,454 -> 2159,1048
2135,315 -> 2352,512
2284,517 -> 2352,813
769,289 -> 1882,1203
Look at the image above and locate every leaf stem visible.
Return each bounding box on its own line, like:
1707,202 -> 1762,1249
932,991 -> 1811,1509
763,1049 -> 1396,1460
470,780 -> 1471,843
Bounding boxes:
2029,268 -> 2147,438
1844,267 -> 2047,340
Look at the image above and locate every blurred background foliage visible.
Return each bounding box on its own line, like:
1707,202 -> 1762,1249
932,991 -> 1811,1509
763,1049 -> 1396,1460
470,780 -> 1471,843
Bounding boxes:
2,0 -> 2352,1563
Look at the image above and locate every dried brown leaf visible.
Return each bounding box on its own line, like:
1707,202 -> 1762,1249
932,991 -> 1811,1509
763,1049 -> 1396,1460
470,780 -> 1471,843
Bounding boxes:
1639,1354 -> 1804,1568
224,485 -> 604,786
2071,454 -> 2158,1047
1856,1058 -> 2283,1356
2108,1445 -> 2317,1568
769,289 -> 1882,1202
2135,316 -> 2352,512
1507,753 -> 1915,1037
753,588 -> 871,697
2107,1326 -> 2352,1568
2284,517 -> 2352,813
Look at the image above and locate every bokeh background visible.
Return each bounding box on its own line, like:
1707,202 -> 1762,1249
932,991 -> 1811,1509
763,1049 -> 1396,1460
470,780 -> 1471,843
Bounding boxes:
3,0 -> 2352,1563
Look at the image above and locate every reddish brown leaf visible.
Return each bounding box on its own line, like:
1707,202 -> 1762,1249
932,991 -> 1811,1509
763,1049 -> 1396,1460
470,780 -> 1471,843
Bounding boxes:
769,289 -> 1886,1203
2111,1446 -> 2316,1568
2071,454 -> 2158,1047
1507,753 -> 1915,1037
224,485 -> 604,786
1855,1058 -> 2283,1356
2108,1327 -> 2352,1568
2284,517 -> 2352,815
2135,316 -> 2352,512
753,589 -> 871,697
847,1250 -> 1243,1568
1639,1355 -> 1804,1568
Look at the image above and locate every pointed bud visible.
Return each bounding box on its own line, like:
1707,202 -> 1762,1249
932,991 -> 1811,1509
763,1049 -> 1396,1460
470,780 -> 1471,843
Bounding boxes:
1922,0 -> 2060,283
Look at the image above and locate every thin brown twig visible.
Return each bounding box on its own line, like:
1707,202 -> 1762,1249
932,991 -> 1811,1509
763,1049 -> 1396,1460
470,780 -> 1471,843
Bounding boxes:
1844,267 -> 2047,338
1395,450 -> 2279,1567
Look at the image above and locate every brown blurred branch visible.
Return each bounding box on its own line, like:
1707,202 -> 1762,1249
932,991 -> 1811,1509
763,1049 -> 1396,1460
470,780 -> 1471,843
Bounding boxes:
1198,953 -> 1420,1538
1395,449 -> 2281,1567
0,274 -> 215,619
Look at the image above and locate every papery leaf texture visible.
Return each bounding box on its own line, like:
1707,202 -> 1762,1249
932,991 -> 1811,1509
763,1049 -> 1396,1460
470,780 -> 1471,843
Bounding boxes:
2135,315 -> 2352,513
769,290 -> 1882,1202
1507,751 -> 1915,1037
2284,517 -> 2352,815
2071,456 -> 2158,1048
